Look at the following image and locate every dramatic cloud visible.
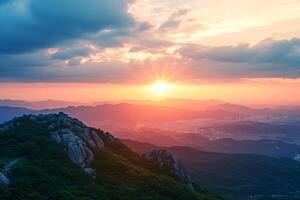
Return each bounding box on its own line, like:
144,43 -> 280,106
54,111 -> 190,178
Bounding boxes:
0,0 -> 136,54
179,38 -> 300,66
177,38 -> 300,79
2,38 -> 300,83
1,1 -> 300,83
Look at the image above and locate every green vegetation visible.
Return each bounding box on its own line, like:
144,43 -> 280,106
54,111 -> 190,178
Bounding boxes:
0,118 -> 222,200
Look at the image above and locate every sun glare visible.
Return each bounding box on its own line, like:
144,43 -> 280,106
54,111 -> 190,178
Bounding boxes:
149,80 -> 172,98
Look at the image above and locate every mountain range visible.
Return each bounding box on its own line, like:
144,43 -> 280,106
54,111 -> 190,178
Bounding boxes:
0,99 -> 83,110
1,104 -> 300,159
0,103 -> 242,125
2,98 -> 300,122
1,101 -> 300,200
0,113 -> 221,200
0,98 -> 225,111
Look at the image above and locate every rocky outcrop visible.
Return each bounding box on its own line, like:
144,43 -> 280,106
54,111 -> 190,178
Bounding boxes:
0,113 -> 107,177
144,149 -> 195,191
39,113 -> 106,173
52,128 -> 95,168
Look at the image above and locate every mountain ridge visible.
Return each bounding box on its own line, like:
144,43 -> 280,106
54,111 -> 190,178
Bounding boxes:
0,113 -> 222,200
0,103 -> 242,124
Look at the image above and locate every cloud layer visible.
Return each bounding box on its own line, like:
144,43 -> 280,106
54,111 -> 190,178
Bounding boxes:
0,0 -> 135,54
179,38 -> 300,66
177,38 -> 300,79
1,0 -> 300,83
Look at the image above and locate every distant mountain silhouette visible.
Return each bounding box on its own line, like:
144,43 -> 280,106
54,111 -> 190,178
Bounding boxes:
0,99 -> 81,109
124,99 -> 224,111
0,103 -> 241,124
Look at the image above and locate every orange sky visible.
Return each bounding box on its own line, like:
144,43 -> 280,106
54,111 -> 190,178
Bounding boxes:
1,0 -> 300,105
1,78 -> 300,106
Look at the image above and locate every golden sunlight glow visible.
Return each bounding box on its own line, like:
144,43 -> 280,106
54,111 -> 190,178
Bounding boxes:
149,80 -> 173,98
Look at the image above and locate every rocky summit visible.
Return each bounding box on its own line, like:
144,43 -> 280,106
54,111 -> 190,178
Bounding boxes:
0,112 -> 116,179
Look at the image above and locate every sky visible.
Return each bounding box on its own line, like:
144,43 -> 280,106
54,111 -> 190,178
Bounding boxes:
1,0 -> 300,105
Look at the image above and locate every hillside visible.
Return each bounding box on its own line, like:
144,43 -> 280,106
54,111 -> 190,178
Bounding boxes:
119,127 -> 300,158
124,140 -> 300,199
0,113 -> 221,200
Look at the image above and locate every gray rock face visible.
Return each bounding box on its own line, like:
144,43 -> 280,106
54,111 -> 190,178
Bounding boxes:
0,172 -> 10,186
0,112 -> 105,176
51,128 -> 95,168
63,130 -> 93,166
144,149 -> 195,191
40,113 -> 105,171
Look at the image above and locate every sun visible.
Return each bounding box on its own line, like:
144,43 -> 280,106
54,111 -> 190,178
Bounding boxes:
149,80 -> 172,97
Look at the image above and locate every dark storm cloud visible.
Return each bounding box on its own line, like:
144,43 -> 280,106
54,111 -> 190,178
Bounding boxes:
0,0 -> 136,54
